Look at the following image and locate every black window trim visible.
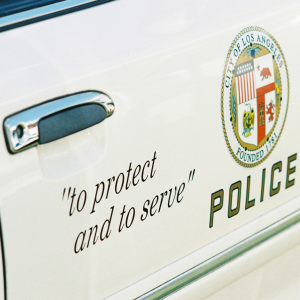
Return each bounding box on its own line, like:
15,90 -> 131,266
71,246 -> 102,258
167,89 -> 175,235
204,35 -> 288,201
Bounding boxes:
0,0 -> 116,33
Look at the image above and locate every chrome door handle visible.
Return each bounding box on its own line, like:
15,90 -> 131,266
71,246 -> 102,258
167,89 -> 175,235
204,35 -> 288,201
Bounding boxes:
3,91 -> 115,154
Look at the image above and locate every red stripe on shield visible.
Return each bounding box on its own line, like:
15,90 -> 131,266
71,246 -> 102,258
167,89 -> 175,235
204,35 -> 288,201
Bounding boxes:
249,72 -> 253,99
238,76 -> 242,104
246,73 -> 250,101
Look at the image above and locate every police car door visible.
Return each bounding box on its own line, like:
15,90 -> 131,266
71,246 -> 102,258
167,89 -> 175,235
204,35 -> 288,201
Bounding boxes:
1,1 -> 300,300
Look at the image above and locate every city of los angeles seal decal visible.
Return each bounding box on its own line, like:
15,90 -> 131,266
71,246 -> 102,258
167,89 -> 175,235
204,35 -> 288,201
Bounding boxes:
221,27 -> 289,167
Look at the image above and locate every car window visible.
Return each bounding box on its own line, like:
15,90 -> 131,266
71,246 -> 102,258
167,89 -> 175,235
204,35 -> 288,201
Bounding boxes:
0,0 -> 114,32
0,0 -> 65,17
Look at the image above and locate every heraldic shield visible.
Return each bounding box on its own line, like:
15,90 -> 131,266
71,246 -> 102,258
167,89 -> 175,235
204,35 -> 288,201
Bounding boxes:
235,53 -> 276,147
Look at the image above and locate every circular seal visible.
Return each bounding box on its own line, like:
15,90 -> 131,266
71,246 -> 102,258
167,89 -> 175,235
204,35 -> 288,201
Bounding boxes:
221,27 -> 289,167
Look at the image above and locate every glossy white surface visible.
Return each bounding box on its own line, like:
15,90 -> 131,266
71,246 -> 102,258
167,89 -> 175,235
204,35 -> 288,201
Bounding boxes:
167,203 -> 300,299
109,195 -> 300,300
0,0 -> 300,299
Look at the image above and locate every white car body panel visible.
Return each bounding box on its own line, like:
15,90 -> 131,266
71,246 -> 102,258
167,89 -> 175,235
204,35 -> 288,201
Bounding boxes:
0,0 -> 300,299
